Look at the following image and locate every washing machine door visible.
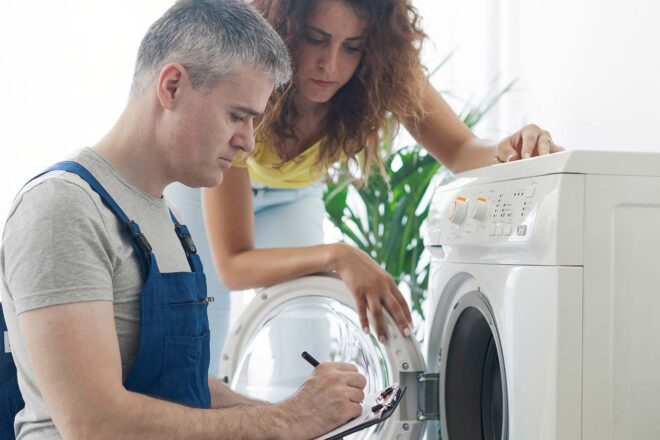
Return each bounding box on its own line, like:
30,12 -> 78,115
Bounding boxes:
219,274 -> 426,440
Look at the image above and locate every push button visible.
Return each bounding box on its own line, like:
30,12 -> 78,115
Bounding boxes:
517,225 -> 527,236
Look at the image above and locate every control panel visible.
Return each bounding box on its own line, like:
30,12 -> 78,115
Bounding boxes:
425,177 -> 548,247
424,172 -> 585,265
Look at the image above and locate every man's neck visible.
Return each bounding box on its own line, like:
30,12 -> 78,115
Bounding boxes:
93,102 -> 169,198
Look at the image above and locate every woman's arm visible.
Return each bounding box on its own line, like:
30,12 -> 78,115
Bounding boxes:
202,167 -> 412,341
201,167 -> 336,289
404,78 -> 563,173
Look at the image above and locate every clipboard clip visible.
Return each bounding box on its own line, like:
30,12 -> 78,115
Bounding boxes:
370,384 -> 400,418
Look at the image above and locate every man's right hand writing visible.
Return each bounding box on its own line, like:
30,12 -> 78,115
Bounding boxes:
280,362 -> 367,439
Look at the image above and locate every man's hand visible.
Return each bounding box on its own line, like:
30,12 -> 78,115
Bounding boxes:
280,362 -> 367,439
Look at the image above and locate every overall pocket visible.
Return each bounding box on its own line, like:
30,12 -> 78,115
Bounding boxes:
158,332 -> 211,408
162,297 -> 212,336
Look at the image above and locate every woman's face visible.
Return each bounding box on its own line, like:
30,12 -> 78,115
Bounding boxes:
294,0 -> 369,106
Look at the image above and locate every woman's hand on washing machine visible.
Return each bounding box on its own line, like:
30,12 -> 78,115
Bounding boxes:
280,362 -> 367,439
330,243 -> 413,342
495,124 -> 564,163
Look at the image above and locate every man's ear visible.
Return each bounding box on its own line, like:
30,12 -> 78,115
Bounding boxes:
156,63 -> 188,110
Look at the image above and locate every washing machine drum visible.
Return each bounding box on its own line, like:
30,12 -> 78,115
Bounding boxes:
219,275 -> 426,440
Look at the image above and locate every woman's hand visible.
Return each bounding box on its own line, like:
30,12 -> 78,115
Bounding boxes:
495,124 -> 564,163
330,243 -> 413,342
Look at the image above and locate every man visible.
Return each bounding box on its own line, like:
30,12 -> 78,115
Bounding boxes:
0,1 -> 366,438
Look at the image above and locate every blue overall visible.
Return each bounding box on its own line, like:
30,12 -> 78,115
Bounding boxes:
1,161 -> 212,438
1,307 -> 24,440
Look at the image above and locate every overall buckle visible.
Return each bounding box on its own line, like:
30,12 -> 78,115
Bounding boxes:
175,225 -> 197,255
127,221 -> 152,254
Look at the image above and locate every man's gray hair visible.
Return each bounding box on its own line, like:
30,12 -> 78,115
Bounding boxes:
130,0 -> 291,97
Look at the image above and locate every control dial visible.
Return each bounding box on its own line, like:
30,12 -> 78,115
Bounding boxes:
448,196 -> 469,225
470,197 -> 489,221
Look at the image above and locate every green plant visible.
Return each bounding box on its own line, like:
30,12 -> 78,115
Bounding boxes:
324,68 -> 514,320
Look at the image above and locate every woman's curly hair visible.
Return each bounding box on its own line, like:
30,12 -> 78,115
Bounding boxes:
251,0 -> 428,179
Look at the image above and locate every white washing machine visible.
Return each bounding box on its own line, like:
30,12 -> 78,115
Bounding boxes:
219,151 -> 660,440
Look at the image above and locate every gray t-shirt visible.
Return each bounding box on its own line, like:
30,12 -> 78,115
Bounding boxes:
0,148 -> 193,439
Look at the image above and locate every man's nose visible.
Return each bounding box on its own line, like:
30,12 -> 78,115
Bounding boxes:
233,120 -> 256,154
242,134 -> 256,154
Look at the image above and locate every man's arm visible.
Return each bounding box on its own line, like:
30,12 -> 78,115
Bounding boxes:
19,300 -> 364,439
209,377 -> 265,408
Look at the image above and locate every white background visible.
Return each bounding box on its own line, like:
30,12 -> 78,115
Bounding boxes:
2,0 -> 660,234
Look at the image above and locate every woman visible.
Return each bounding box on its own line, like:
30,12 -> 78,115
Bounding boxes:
166,0 -> 562,376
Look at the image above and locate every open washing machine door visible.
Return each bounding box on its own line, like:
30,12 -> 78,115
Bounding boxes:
219,274 -> 428,440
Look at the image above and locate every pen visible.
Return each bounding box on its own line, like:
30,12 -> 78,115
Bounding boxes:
301,351 -> 319,367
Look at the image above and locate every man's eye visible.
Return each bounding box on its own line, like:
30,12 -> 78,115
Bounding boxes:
231,113 -> 245,123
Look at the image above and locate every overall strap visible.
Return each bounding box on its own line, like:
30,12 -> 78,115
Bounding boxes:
169,210 -> 204,273
29,161 -> 153,273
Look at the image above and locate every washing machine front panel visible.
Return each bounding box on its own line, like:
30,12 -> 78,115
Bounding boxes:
426,263 -> 583,440
220,275 -> 426,440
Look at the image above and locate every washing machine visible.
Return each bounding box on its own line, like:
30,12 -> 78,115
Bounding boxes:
219,150 -> 660,440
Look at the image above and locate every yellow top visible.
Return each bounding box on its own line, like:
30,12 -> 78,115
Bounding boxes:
233,139 -> 331,189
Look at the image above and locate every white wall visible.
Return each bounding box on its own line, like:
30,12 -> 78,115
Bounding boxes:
417,0 -> 660,151
416,0 -> 502,136
0,1 -> 172,237
502,0 -> 660,151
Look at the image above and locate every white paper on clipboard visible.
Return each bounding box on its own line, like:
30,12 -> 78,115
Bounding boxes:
314,385 -> 405,440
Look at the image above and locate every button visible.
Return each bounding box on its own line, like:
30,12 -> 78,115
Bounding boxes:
503,225 -> 512,236
448,197 -> 469,225
525,186 -> 536,198
470,197 -> 489,221
490,225 -> 497,236
517,225 -> 527,236
495,224 -> 503,236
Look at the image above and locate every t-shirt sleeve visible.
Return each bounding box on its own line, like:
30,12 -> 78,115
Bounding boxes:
2,177 -> 115,315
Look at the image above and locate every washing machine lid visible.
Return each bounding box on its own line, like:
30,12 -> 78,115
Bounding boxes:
220,274 -> 426,440
450,150 -> 660,185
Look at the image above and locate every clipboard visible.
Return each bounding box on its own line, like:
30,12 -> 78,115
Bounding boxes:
315,384 -> 406,440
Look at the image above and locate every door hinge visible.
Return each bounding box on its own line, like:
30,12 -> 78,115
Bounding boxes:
399,371 -> 440,421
